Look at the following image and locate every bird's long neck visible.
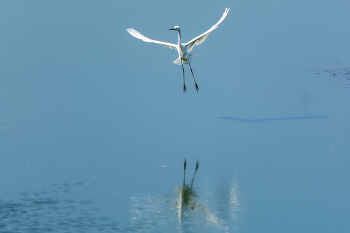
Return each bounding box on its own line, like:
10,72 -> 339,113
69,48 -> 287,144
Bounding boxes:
177,31 -> 181,45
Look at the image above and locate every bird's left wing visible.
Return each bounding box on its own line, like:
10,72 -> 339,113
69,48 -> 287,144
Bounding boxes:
184,8 -> 230,52
126,28 -> 177,50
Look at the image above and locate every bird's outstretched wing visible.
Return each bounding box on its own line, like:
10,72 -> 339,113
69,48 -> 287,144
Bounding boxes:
184,8 -> 230,52
126,28 -> 177,50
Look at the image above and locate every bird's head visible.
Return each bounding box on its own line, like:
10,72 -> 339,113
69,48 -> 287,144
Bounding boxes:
169,26 -> 180,32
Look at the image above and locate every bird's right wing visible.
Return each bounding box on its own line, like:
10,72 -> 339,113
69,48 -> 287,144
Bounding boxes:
126,28 -> 177,50
184,8 -> 230,52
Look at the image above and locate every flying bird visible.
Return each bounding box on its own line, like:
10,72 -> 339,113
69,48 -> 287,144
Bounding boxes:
126,8 -> 230,93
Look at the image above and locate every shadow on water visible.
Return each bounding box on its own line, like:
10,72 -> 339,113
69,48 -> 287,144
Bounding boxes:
217,115 -> 333,123
0,183 -> 119,232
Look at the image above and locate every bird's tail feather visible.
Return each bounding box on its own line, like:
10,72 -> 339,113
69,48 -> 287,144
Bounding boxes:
173,54 -> 198,65
173,57 -> 182,65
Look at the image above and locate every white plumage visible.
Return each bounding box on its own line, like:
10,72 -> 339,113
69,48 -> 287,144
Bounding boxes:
126,8 -> 230,93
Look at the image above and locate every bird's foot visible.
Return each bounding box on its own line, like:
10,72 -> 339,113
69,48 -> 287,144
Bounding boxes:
183,84 -> 187,94
195,82 -> 199,92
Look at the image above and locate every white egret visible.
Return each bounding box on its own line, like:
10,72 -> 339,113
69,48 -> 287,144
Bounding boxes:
126,8 -> 230,93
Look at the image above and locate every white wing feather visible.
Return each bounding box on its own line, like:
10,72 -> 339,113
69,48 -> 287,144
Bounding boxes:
185,8 -> 230,52
126,28 -> 177,50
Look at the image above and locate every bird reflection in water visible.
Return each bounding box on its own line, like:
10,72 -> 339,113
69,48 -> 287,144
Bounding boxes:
175,159 -> 222,228
177,159 -> 199,219
129,159 -> 237,232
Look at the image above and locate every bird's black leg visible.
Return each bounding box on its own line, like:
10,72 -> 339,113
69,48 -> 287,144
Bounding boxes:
181,62 -> 187,93
183,158 -> 187,186
189,62 -> 199,92
190,160 -> 199,190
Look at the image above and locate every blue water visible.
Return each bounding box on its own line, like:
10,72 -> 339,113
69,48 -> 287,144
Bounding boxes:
1,1 -> 350,232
